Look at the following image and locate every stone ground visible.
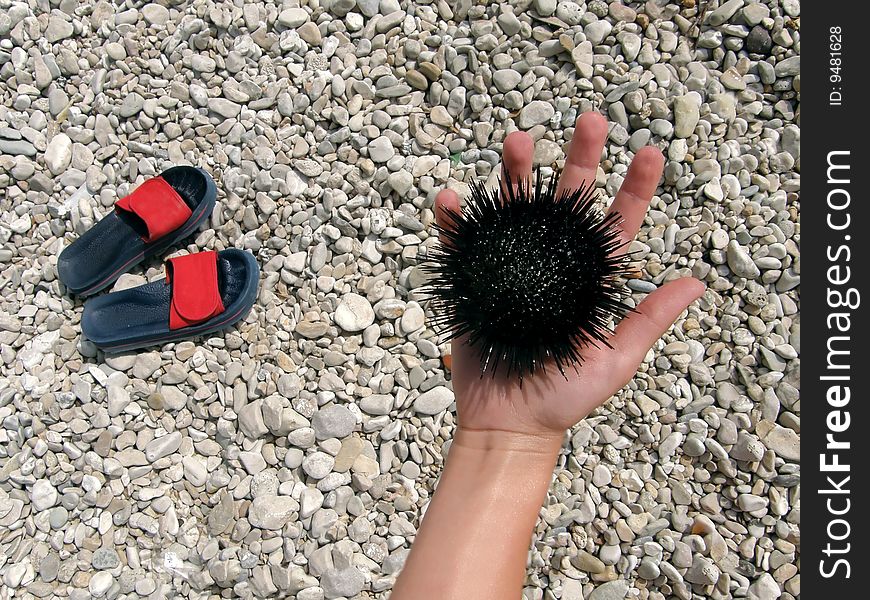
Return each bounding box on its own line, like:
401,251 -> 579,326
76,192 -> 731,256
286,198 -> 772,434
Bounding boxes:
0,0 -> 798,599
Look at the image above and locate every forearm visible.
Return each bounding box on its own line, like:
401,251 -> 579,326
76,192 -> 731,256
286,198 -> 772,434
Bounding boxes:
391,429 -> 563,600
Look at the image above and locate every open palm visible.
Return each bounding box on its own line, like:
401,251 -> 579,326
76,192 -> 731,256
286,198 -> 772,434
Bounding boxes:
434,113 -> 705,438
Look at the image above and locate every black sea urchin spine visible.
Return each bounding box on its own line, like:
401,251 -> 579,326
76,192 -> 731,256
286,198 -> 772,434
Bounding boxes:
422,170 -> 635,380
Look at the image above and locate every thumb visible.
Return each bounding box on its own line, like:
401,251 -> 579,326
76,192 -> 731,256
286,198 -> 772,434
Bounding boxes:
609,277 -> 706,369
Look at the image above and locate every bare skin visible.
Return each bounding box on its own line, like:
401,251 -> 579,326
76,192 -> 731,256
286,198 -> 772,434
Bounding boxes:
390,112 -> 705,600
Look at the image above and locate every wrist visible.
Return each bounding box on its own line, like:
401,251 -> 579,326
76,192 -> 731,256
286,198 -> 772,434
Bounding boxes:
453,427 -> 564,457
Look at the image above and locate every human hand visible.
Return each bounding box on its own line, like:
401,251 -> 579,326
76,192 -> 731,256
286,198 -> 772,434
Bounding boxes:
434,112 -> 706,447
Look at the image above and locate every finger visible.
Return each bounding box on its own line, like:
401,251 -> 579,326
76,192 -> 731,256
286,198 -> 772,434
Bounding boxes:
556,112 -> 608,196
606,146 -> 665,247
500,131 -> 534,199
609,278 -> 706,369
435,188 -> 461,231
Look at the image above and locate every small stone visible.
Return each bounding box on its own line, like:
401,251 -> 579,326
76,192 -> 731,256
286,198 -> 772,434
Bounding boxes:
0,139 -> 36,156
775,56 -> 800,77
278,8 -> 309,27
747,26 -> 773,54
239,400 -> 269,438
556,1 -> 585,25
413,386 -> 454,415
747,573 -> 782,600
360,394 -> 393,415
519,101 -> 555,129
388,170 -> 414,196
303,452 -> 335,479
207,98 -> 241,119
89,572 -> 114,597
572,549 -> 606,574
407,69 -> 428,90
39,554 -> 60,582
49,507 -> 69,529
708,0 -> 743,25
674,94 -> 700,138
720,68 -> 746,91
46,16 -> 74,42
312,404 -> 357,439
107,386 -> 131,417
742,3 -> 770,26
45,134 -> 72,175
534,139 -> 562,165
208,492 -> 235,535
335,293 -> 375,332
145,431 -> 182,462
142,4 -> 170,26
493,69 -> 522,93
620,33 -> 641,62
533,0 -> 557,17
762,424 -> 800,461
320,567 -> 365,599
737,493 -> 768,512
368,136 -> 395,162
588,579 -> 629,600
727,240 -> 761,278
585,20 -> 612,45
298,22 -> 322,45
31,480 -> 58,511
637,557 -> 661,580
401,303 -> 425,332
247,495 -> 299,530
92,548 -> 121,570
685,556 -> 721,585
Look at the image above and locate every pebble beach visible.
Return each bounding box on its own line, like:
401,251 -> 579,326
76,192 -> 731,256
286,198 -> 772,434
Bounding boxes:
0,0 -> 799,599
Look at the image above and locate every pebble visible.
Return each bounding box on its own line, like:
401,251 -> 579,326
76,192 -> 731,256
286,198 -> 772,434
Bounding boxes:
247,496 -> 299,530
89,572 -> 114,597
673,94 -> 700,138
413,386 -> 455,415
401,303 -> 425,332
278,8 -> 309,27
31,479 -> 58,511
747,26 -> 773,54
335,293 -> 376,331
494,69 -> 522,93
45,134 -> 72,175
368,136 -> 395,162
762,424 -> 800,461
0,139 -> 36,156
92,548 -> 121,570
321,567 -> 365,599
312,404 -> 357,439
585,20 -> 612,45
45,16 -> 73,42
685,556 -> 721,585
519,101 -> 556,129
588,579 -> 629,600
748,572 -> 783,599
572,549 -> 606,574
142,4 -> 170,26
727,241 -> 761,278
49,507 -> 69,529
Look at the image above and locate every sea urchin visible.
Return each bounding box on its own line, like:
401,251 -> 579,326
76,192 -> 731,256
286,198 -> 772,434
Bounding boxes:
422,170 -> 634,380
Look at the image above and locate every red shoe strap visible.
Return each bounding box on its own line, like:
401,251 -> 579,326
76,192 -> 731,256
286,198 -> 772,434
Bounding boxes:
116,177 -> 193,243
166,251 -> 225,330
